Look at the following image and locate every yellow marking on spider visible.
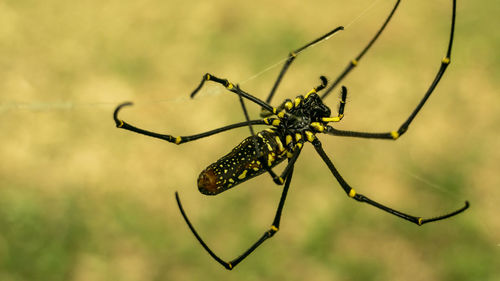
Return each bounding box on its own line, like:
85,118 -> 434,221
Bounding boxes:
305,131 -> 315,142
275,136 -> 285,152
418,218 -> 423,225
349,189 -> 356,198
310,122 -> 324,132
351,59 -> 358,66
267,153 -> 275,166
294,97 -> 302,107
287,151 -> 294,158
272,119 -> 281,126
263,118 -> 271,125
277,111 -> 285,118
228,263 -> 233,269
322,116 -> 341,122
290,52 -> 297,58
390,131 -> 399,139
237,170 -> 248,180
117,119 -> 124,128
206,74 -> 211,80
305,89 -> 316,99
228,178 -> 235,183
295,133 -> 302,142
296,142 -> 303,149
270,225 -> 279,231
175,136 -> 182,144
266,142 -> 273,151
442,57 -> 450,64
277,177 -> 284,184
285,101 -> 293,110
285,135 -> 293,145
226,83 -> 234,90
273,107 -> 277,114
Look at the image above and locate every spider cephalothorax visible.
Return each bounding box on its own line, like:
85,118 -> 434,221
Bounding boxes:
279,94 -> 331,131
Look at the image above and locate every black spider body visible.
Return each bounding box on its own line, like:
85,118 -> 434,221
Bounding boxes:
197,130 -> 286,195
198,91 -> 333,195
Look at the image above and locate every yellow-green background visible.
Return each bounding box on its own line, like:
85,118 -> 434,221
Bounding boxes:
0,0 -> 498,280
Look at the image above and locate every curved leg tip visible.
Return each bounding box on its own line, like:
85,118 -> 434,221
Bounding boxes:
174,191 -> 181,203
113,102 -> 133,127
174,191 -> 184,210
464,200 -> 470,209
319,75 -> 328,86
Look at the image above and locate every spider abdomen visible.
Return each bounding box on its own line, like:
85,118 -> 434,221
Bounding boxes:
198,130 -> 287,195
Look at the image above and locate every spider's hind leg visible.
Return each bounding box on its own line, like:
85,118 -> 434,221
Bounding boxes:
175,163 -> 295,270
312,138 -> 469,225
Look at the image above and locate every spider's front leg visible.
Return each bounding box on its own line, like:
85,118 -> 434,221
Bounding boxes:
325,0 -> 457,141
260,26 -> 343,116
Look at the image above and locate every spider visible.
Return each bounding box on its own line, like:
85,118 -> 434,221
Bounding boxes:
113,0 -> 468,270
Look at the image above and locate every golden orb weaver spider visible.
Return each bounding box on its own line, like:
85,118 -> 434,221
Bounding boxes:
114,0 -> 469,270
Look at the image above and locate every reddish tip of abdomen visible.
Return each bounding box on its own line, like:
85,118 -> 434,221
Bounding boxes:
197,168 -> 219,195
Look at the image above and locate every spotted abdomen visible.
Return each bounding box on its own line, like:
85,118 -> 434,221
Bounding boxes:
198,130 -> 287,195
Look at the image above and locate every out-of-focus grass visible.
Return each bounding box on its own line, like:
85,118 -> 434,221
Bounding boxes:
1,0 -> 499,280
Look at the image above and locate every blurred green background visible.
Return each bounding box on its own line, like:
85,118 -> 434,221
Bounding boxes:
0,0 -> 498,280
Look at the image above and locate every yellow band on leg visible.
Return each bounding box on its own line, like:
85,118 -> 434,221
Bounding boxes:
349,189 -> 356,198
390,131 -> 399,139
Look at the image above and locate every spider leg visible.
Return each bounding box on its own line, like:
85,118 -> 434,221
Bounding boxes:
324,0 -> 456,141
175,164 -> 295,270
321,0 -> 402,100
320,85 -> 348,124
311,138 -> 469,225
114,102 -> 266,144
262,26 -> 344,109
190,73 -> 275,113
